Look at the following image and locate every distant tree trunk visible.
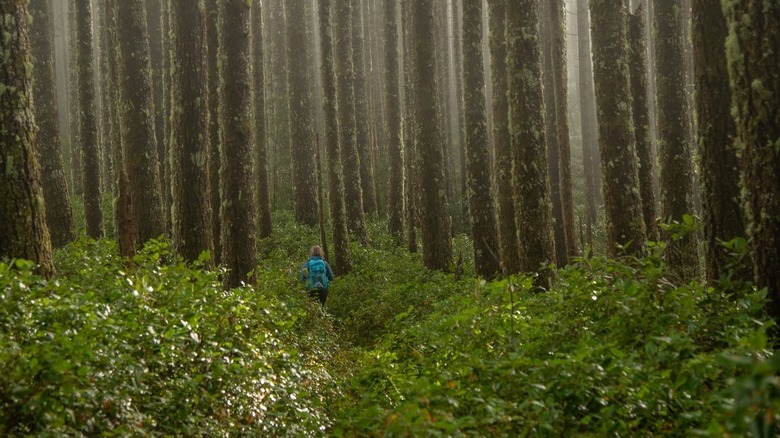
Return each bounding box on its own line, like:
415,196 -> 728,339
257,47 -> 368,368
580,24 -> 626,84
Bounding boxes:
692,0 -> 746,282
550,0 -> 577,259
627,6 -> 658,241
252,0 -> 273,239
506,0 -> 556,284
95,0 -> 113,199
67,1 -> 82,199
353,1 -> 378,218
452,0 -> 468,231
0,0 -> 55,277
463,0 -> 500,278
335,1 -> 368,244
170,0 -> 212,261
147,0 -> 168,234
722,0 -> 780,320
653,0 -> 699,281
413,0 -> 453,270
285,0 -> 320,228
116,0 -> 165,245
75,0 -> 104,239
385,0 -> 405,246
576,0 -> 600,251
206,0 -> 221,265
219,0 -> 257,289
30,0 -> 76,248
403,0 -> 419,254
319,0 -> 352,274
488,0 -> 519,274
106,0 -> 136,258
590,0 -> 646,256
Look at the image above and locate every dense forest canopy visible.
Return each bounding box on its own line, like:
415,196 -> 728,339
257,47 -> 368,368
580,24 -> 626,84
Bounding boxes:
1,0 -> 778,435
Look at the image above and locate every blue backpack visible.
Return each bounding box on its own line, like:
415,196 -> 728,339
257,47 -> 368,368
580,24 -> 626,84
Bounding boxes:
306,258 -> 329,290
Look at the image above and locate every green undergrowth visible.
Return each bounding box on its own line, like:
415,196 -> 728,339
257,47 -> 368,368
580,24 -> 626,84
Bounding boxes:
1,211 -> 778,436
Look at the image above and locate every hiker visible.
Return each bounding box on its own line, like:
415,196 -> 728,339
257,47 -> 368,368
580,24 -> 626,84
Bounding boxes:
300,245 -> 334,305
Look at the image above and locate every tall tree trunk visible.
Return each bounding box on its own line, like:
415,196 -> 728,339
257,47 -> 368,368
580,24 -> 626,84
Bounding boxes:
576,0 -> 600,251
463,0 -> 500,278
452,0 -> 468,232
67,1 -> 82,199
75,0 -> 104,238
95,0 -> 113,199
507,0 -> 556,285
403,0 -> 419,254
353,0 -> 378,218
488,0 -> 520,274
722,0 -> 780,321
590,0 -> 646,256
286,0 -> 320,228
219,0 -> 257,289
206,0 -> 221,265
252,0 -> 273,239
170,0 -> 212,261
0,0 -> 55,277
30,0 -> 76,248
627,6 -> 659,241
692,0 -> 747,283
653,0 -> 699,281
385,0 -> 405,246
147,0 -> 168,234
413,0 -> 453,271
319,0 -> 352,274
116,0 -> 164,245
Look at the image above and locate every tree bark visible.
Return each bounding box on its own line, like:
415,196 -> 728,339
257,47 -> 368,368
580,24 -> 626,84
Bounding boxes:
206,0 -> 221,265
147,0 -> 168,234
385,0 -> 405,246
252,0 -> 273,239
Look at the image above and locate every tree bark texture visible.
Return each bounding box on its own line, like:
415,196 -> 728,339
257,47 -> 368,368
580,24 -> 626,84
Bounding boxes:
590,0 -> 646,256
75,0 -> 104,239
0,0 -> 54,277
116,0 -> 165,245
219,0 -> 257,289
413,0 -> 453,271
147,0 -> 168,234
252,0 -> 273,239
30,0 -> 76,248
722,0 -> 780,321
206,0 -> 221,265
67,1 -> 82,198
506,0 -> 556,284
319,0 -> 352,274
653,0 -> 700,281
95,0 -> 113,198
627,6 -> 659,241
463,0 -> 500,278
170,0 -> 212,262
402,0 -> 418,254
286,0 -> 320,228
385,0 -> 405,246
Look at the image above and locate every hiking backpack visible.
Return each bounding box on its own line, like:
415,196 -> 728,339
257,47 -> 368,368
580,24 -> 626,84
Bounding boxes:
306,258 -> 329,290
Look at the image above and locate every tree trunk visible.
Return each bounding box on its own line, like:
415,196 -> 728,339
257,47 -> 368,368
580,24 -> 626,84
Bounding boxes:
627,6 -> 659,241
206,0 -> 221,265
75,0 -> 104,239
507,0 -> 556,285
653,0 -> 699,281
403,0 -> 419,254
252,0 -> 273,239
590,0 -> 646,256
722,0 -> 780,321
67,1 -> 82,198
147,0 -> 168,234
219,0 -> 257,289
353,0 -> 378,218
413,0 -> 453,271
463,0 -> 500,278
385,0 -> 405,246
116,0 -> 165,245
30,0 -> 76,248
95,0 -> 113,199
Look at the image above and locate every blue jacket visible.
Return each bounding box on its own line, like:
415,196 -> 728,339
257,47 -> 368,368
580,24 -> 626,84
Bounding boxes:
300,256 -> 334,286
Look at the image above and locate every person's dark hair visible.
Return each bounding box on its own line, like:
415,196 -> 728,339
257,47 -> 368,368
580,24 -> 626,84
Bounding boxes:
310,245 -> 324,258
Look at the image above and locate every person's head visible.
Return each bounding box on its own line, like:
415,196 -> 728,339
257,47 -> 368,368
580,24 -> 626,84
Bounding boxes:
310,245 -> 324,258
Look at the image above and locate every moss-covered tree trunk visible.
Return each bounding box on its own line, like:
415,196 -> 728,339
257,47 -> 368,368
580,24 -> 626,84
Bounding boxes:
219,0 -> 257,289
627,6 -> 659,241
116,0 -> 165,245
75,0 -> 104,239
170,0 -> 212,262
95,0 -> 113,199
67,1 -> 82,198
335,1 -> 368,245
722,0 -> 780,321
507,0 -> 556,285
206,0 -> 221,265
0,0 -> 54,277
463,0 -> 499,278
692,0 -> 746,283
147,0 -> 168,235
653,0 -> 699,281
488,0 -> 519,274
318,0 -> 351,274
252,0 -> 272,240
590,0 -> 646,256
384,0 -> 405,246
413,0 -> 453,271
352,1 -> 378,218
285,0 -> 319,228
30,0 -> 76,248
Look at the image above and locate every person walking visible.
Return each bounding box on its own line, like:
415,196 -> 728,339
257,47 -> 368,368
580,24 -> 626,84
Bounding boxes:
300,245 -> 334,305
